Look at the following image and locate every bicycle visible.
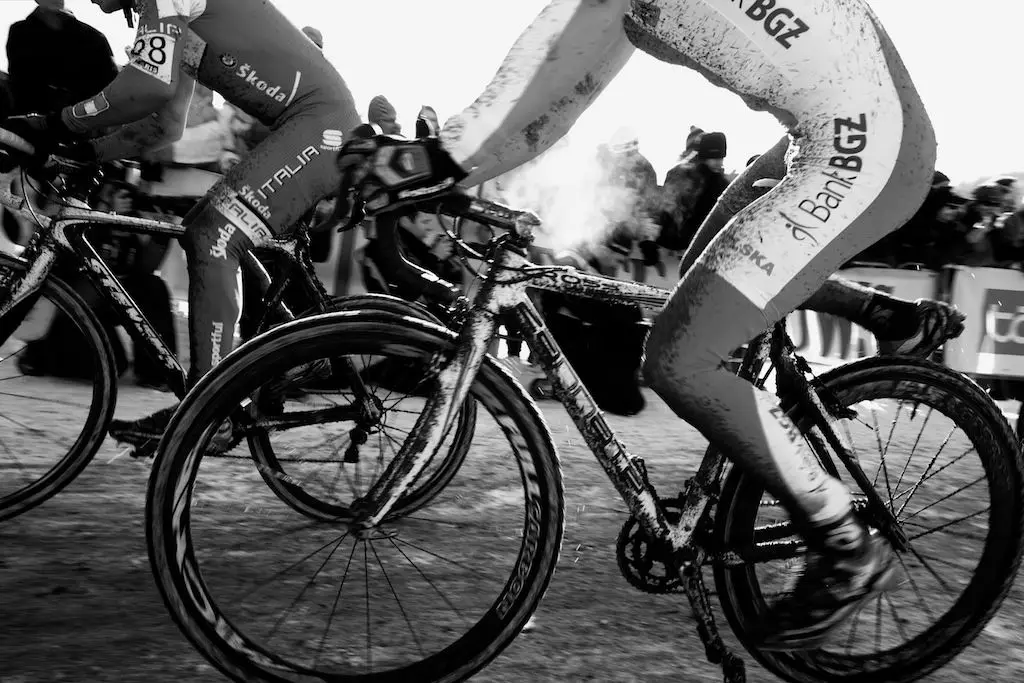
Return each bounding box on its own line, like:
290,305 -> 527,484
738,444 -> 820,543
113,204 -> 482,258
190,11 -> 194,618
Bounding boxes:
147,190 -> 1024,683
0,160 -> 476,522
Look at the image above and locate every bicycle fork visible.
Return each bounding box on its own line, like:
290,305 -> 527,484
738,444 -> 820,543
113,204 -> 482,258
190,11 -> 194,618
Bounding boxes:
352,290 -> 499,527
0,226 -> 59,322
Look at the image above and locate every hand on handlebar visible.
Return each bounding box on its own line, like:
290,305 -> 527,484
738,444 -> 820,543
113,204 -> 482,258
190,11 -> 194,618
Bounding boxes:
334,132 -> 468,229
0,113 -> 95,175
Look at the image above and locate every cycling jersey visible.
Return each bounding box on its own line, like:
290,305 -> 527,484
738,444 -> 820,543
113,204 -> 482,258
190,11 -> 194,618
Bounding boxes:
440,0 -> 936,527
61,0 -> 362,381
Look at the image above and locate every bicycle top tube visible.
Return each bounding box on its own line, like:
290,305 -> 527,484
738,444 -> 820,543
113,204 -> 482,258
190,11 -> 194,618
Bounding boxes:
0,184 -> 189,240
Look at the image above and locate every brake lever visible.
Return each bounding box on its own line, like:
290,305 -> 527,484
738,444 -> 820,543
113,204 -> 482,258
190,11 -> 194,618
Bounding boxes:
330,167 -> 366,232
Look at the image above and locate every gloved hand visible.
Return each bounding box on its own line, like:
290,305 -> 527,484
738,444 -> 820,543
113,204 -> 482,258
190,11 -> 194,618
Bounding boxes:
0,112 -> 94,173
336,134 -> 467,219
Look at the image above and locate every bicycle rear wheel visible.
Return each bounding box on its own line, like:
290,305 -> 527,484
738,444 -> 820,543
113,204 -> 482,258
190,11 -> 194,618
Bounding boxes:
147,310 -> 563,683
714,357 -> 1024,683
0,254 -> 118,521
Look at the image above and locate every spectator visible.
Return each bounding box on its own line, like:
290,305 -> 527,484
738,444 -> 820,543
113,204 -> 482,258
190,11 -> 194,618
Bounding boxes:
659,130 -> 730,251
368,95 -> 401,134
595,127 -> 661,265
17,164 -> 178,388
863,170 -> 958,267
6,0 -> 117,114
416,105 -> 440,137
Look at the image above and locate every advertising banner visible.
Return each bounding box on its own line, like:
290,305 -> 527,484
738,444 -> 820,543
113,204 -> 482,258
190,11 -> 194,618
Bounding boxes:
945,266 -> 1024,377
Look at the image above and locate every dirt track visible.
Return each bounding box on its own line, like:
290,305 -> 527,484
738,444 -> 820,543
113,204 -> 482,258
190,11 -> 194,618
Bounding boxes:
3,381 -> 1024,683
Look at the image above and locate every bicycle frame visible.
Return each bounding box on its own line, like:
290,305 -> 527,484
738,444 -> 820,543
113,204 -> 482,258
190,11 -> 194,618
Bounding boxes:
0,185 -> 319,399
357,228 -> 906,558
358,241 -> 716,549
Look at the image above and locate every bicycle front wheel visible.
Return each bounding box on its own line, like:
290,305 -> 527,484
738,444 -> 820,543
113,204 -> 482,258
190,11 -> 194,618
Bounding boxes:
147,310 -> 564,683
714,357 -> 1024,683
0,254 -> 118,522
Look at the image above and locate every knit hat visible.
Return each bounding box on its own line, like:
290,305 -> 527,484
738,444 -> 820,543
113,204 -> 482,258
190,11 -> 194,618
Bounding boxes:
684,126 -> 705,154
697,131 -> 727,160
367,95 -> 397,125
415,105 -> 440,137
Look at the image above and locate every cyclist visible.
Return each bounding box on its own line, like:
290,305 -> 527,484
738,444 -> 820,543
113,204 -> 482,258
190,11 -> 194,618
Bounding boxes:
332,0 -> 960,650
0,0 -> 362,448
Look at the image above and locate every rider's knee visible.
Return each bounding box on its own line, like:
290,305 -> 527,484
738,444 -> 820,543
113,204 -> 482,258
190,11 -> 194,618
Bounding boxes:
642,304 -> 709,397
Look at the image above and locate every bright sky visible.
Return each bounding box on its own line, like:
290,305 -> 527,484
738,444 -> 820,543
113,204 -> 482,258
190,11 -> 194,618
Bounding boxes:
0,0 -> 1018,183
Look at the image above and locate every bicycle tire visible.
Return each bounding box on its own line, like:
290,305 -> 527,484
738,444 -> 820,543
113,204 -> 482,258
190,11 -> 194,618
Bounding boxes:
247,293 -> 478,519
147,309 -> 564,683
713,356 -> 1024,683
0,253 -> 118,521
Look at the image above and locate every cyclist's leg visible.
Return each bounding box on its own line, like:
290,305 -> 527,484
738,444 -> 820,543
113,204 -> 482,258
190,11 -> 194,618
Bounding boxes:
440,0 -> 635,187
679,134 -> 962,354
638,0 -> 935,648
182,107 -> 354,384
108,103 -> 358,445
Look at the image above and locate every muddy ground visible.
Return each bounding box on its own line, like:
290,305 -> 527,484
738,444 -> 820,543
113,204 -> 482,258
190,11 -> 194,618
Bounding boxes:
3,380 -> 1024,683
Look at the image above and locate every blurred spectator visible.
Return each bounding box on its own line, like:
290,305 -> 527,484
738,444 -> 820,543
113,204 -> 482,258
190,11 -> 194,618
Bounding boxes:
859,171 -> 959,267
148,88 -> 240,173
6,0 -> 117,114
302,26 -> 324,49
368,95 -> 401,134
659,130 -> 730,251
17,164 -> 177,388
185,83 -> 220,128
595,127 -> 661,266
416,105 -> 440,137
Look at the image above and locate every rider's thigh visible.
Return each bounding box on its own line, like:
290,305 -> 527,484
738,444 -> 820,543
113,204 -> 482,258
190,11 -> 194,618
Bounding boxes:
201,106 -> 350,243
645,0 -> 936,368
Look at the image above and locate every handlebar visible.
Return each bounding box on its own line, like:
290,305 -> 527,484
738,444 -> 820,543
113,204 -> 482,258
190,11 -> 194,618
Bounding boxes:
363,191 -> 542,309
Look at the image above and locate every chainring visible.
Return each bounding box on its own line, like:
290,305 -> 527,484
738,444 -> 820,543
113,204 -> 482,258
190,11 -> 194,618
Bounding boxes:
616,498 -> 687,594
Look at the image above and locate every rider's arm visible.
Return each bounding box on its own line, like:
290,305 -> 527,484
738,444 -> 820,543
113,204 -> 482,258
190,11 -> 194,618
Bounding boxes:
58,2 -> 191,135
87,74 -> 196,162
440,0 -> 633,187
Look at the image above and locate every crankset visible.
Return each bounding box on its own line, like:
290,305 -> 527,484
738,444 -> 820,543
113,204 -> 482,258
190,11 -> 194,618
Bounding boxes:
615,497 -> 687,594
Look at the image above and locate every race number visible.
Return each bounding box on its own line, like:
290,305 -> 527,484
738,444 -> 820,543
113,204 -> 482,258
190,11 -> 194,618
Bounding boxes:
129,32 -> 176,84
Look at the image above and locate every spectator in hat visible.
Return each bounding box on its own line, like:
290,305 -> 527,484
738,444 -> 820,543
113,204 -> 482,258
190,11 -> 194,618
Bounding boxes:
368,95 -> 401,134
658,130 -> 730,252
